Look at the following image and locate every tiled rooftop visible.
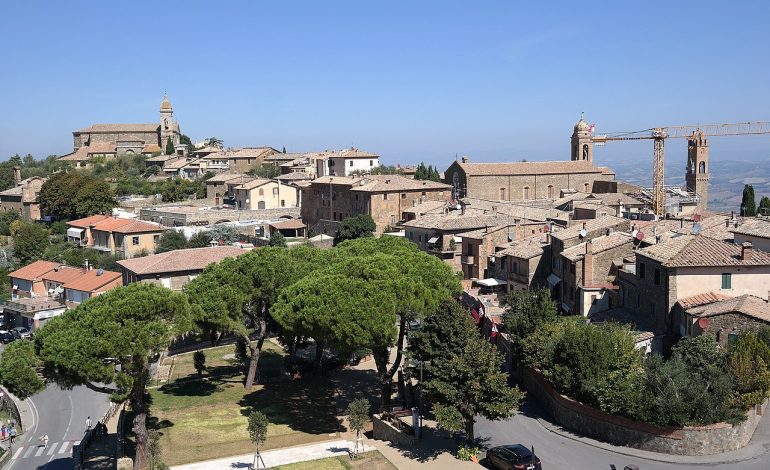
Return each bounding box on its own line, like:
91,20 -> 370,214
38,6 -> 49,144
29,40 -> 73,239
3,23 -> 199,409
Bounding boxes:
456,160 -> 608,176
686,295 -> 770,322
561,232 -> 634,262
551,215 -> 628,241
63,269 -> 122,293
637,235 -> 770,267
9,260 -> 62,281
731,218 -> 770,239
677,292 -> 733,310
117,246 -> 245,275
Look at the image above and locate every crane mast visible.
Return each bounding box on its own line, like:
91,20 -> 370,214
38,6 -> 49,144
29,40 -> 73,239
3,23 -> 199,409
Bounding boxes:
592,121 -> 770,216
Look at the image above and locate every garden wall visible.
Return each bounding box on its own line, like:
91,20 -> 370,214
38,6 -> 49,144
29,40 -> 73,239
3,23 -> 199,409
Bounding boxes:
522,367 -> 768,455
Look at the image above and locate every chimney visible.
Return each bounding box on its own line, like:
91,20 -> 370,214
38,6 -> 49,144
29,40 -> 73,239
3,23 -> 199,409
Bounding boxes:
13,166 -> 21,185
582,239 -> 594,286
741,242 -> 753,261
726,219 -> 730,228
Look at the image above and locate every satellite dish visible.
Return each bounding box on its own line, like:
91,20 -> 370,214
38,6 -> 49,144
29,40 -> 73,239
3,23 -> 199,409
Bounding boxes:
632,230 -> 638,238
636,231 -> 645,241
698,317 -> 709,329
692,214 -> 702,222
691,223 -> 702,235
579,229 -> 587,238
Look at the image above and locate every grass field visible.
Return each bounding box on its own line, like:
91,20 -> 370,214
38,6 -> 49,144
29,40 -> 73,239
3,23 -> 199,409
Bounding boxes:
273,451 -> 397,470
148,343 -> 341,466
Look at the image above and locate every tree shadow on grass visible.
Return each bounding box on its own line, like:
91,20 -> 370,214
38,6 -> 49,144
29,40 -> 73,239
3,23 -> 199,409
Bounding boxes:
238,376 -> 343,435
158,364 -> 245,397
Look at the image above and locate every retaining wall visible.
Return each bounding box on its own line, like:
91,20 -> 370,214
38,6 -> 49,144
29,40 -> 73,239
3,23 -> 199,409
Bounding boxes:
523,367 -> 768,455
372,414 -> 416,447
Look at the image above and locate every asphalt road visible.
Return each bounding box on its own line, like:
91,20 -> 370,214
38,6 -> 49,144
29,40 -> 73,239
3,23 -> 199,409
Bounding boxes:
6,384 -> 110,470
475,396 -> 770,470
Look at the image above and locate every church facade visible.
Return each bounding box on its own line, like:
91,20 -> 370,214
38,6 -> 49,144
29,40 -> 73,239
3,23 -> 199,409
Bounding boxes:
60,96 -> 182,166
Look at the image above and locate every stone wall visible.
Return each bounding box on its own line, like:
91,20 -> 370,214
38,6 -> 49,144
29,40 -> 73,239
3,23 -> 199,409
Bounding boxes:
372,414 -> 416,447
466,173 -> 614,202
522,367 -> 768,455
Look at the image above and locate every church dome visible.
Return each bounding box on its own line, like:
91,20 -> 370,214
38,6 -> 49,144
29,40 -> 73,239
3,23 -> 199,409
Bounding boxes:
160,95 -> 172,111
574,117 -> 589,131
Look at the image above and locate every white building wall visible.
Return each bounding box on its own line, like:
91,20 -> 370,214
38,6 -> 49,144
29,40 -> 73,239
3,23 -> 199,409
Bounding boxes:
674,265 -> 770,301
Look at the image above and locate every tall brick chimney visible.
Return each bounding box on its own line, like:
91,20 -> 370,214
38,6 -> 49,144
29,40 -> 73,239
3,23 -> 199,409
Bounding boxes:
741,242 -> 753,261
13,166 -> 21,185
582,239 -> 593,286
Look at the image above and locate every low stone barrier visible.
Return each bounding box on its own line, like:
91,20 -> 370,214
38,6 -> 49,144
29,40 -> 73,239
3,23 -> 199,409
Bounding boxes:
523,367 -> 768,455
372,414 -> 416,447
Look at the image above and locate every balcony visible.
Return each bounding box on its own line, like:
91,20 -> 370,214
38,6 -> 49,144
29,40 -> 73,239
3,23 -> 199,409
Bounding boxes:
461,255 -> 475,265
206,161 -> 230,170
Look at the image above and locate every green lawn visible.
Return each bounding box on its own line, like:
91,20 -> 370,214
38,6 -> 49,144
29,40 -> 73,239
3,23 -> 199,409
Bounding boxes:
148,343 -> 341,466
273,451 -> 396,470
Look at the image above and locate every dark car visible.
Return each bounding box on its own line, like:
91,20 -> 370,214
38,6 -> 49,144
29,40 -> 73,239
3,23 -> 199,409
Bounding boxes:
486,444 -> 542,470
10,327 -> 31,340
0,330 -> 15,344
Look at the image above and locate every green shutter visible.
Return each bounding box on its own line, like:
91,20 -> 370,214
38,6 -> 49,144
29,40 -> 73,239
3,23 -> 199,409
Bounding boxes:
721,273 -> 732,289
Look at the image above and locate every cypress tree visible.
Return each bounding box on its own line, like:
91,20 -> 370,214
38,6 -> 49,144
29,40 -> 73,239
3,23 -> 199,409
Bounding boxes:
741,184 -> 757,216
165,136 -> 174,155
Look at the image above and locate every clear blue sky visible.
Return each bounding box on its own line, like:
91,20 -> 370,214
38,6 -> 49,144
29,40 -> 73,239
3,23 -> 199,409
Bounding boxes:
2,0 -> 769,170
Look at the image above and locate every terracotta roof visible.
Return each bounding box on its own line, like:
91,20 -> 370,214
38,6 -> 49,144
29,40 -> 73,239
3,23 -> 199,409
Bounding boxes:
455,160 -> 607,176
75,124 -> 159,133
142,144 -> 162,154
162,157 -> 193,170
638,235 -> 770,267
110,220 -> 165,234
677,292 -> 733,310
731,218 -> 770,239
456,224 -> 514,240
496,236 -> 549,259
402,200 -> 449,215
145,154 -> 174,163
9,260 -> 61,281
67,214 -> 113,228
202,147 -> 277,161
269,219 -> 306,230
68,216 -> 163,234
351,175 -> 450,193
276,171 -> 313,181
63,269 -> 122,293
86,142 -> 117,153
206,173 -> 245,183
117,246 -> 244,275
551,215 -> 628,241
58,146 -> 90,161
561,232 -> 634,262
686,295 -> 770,322
235,178 -> 272,190
404,213 -> 519,231
42,266 -> 87,284
460,197 -> 566,222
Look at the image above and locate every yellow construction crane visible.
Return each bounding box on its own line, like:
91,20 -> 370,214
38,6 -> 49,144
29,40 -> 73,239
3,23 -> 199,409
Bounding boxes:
592,122 -> 770,216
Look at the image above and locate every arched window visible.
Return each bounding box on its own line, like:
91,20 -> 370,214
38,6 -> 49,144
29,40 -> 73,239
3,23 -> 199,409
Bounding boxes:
582,144 -> 589,160
699,161 -> 706,174
523,187 -> 530,200
584,183 -> 590,192
499,188 -> 506,200
258,201 -> 266,209
547,185 -> 554,199
258,188 -> 264,196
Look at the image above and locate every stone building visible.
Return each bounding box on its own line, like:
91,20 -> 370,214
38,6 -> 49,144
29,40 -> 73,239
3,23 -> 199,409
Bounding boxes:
200,147 -> 279,173
617,235 -> 770,342
117,246 -> 245,291
301,175 -> 451,235
488,236 -> 551,293
444,158 -> 615,202
62,96 -> 182,162
685,131 -> 710,211
682,294 -> 770,348
0,169 -> 46,221
731,218 -> 770,252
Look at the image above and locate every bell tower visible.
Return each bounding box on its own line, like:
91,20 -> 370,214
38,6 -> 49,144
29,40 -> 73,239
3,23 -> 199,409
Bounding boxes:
159,95 -> 176,149
685,130 -> 709,210
571,114 -> 593,163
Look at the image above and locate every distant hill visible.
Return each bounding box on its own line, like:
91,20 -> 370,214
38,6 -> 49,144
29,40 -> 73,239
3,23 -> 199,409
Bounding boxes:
605,156 -> 770,213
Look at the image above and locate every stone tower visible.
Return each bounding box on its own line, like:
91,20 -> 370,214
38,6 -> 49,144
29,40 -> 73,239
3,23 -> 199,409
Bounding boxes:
159,95 -> 176,149
685,131 -> 709,210
571,115 -> 593,163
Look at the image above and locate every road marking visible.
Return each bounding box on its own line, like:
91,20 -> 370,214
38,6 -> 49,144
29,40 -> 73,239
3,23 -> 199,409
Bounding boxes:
74,440 -> 81,446
13,447 -> 23,459
22,446 -> 34,458
46,442 -> 58,455
34,446 -> 45,457
58,441 -> 70,454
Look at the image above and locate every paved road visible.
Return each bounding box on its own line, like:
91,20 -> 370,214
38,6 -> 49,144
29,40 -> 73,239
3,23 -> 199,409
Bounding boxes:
7,384 -> 110,470
476,396 -> 770,470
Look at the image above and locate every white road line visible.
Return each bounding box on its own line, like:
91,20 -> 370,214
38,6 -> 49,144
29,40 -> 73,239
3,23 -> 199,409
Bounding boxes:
74,440 -> 81,446
22,446 -> 34,458
12,447 -> 23,459
34,446 -> 45,457
58,441 -> 70,454
46,442 -> 58,455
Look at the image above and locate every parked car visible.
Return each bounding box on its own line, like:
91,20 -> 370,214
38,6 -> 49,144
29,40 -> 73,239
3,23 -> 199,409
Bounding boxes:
10,327 -> 31,340
0,330 -> 15,344
485,444 -> 542,470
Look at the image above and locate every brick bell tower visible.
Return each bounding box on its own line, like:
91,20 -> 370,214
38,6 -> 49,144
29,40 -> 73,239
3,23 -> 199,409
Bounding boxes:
571,113 -> 593,164
685,130 -> 709,210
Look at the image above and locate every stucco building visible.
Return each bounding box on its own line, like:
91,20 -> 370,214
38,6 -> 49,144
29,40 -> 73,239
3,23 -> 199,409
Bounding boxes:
731,218 -> 770,252
67,215 -> 165,258
0,169 -> 45,221
232,178 -> 298,210
314,148 -> 380,177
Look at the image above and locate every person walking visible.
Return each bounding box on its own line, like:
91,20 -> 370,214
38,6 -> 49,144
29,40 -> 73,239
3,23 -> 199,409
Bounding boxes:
1,424 -> 6,440
40,434 -> 49,449
9,427 -> 16,445
86,416 -> 92,432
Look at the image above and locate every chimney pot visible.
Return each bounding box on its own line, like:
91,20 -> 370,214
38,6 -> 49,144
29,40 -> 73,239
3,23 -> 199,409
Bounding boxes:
742,242 -> 753,261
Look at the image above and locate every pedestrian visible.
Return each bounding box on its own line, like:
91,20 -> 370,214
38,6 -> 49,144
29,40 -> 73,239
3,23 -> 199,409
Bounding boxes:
1,424 -> 6,440
40,434 -> 49,448
10,428 -> 16,444
86,416 -> 92,431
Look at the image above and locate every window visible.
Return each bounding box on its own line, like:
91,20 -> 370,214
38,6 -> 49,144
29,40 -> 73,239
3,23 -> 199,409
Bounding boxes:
721,273 -> 732,289
369,160 -> 373,167
132,236 -> 140,246
390,215 -> 396,225
257,201 -> 265,209
329,160 -> 335,167
383,193 -> 388,200
523,187 -> 530,199
654,268 -> 660,285
258,188 -> 264,196
699,161 -> 706,174
547,185 -> 554,199
280,199 -> 285,207
639,262 -> 646,279
500,188 -> 506,200
349,160 -> 354,167
153,235 -> 160,244
584,183 -> 590,192
273,187 -> 279,196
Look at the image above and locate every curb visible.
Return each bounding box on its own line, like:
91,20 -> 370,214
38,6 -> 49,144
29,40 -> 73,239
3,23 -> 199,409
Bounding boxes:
0,386 -> 30,436
535,417 -> 770,466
